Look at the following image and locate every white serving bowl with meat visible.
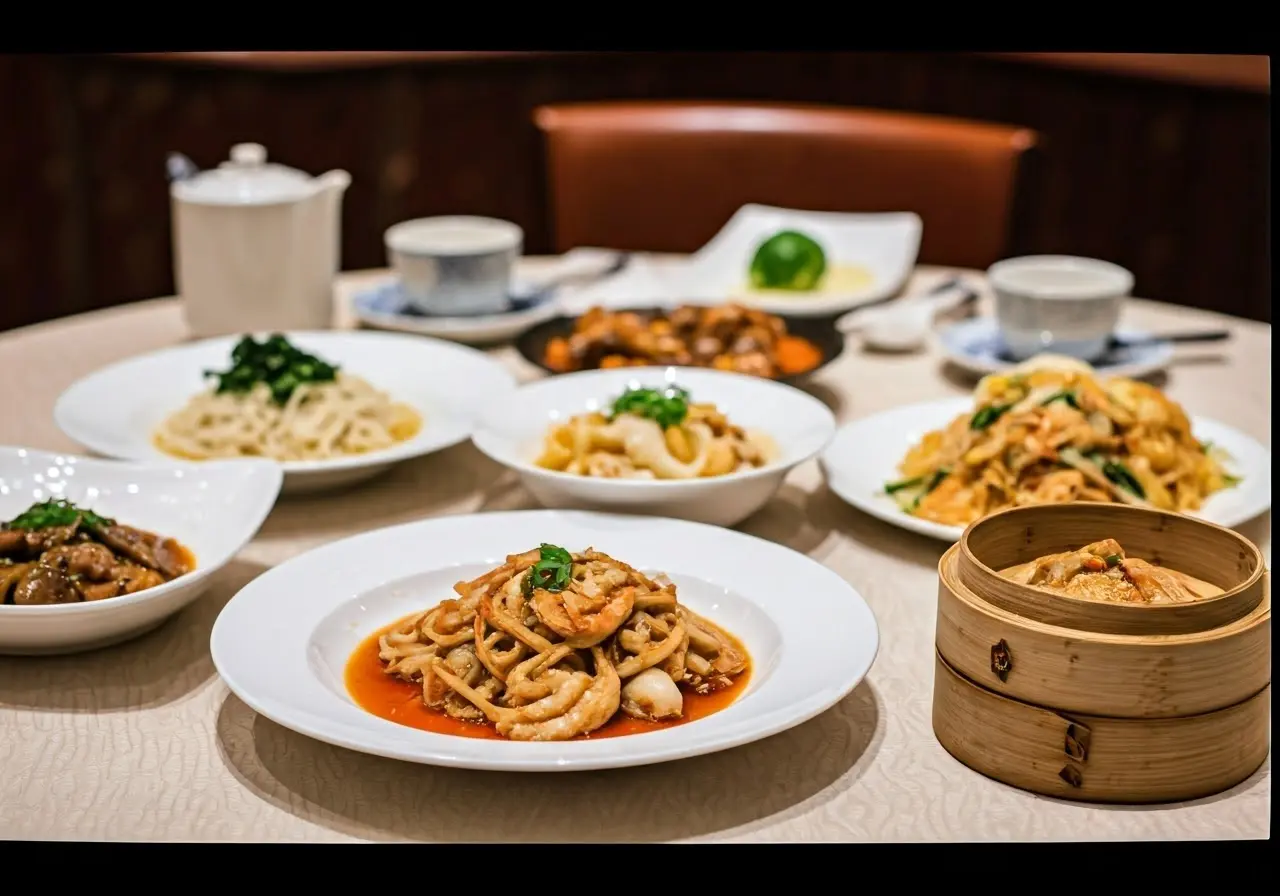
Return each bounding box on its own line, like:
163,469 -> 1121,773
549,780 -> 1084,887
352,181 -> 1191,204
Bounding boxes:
0,447 -> 281,654
470,366 -> 836,527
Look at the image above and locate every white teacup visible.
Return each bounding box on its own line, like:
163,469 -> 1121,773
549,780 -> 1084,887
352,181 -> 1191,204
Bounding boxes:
385,216 -> 523,316
987,255 -> 1134,362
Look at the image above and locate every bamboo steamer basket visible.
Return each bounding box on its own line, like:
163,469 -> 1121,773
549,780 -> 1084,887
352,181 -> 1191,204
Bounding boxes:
932,501 -> 1271,804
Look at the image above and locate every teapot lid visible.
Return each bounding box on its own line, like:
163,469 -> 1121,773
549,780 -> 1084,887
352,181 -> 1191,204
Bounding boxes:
171,143 -> 319,206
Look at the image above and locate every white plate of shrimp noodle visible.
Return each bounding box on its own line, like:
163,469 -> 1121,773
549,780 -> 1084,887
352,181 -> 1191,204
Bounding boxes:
820,354 -> 1271,543
210,509 -> 879,771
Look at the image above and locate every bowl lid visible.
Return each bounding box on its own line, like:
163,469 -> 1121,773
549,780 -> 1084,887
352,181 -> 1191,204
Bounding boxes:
171,143 -> 319,206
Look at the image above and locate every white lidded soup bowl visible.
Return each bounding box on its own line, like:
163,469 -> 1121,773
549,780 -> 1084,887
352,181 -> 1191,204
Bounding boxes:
470,366 -> 836,527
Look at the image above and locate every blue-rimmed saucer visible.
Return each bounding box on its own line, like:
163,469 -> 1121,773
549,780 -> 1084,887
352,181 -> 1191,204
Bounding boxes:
351,280 -> 561,345
938,317 -> 1175,379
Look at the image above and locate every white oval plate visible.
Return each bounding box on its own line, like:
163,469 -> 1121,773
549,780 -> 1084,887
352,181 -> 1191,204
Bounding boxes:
54,331 -> 517,495
210,509 -> 880,771
470,366 -> 837,528
939,317 -> 1175,380
1,446 -> 280,654
673,204 -> 922,317
352,279 -> 561,345
820,397 -> 1273,543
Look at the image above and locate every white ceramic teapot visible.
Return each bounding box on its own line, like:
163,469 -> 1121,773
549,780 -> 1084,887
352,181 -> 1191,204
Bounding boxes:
170,143 -> 351,338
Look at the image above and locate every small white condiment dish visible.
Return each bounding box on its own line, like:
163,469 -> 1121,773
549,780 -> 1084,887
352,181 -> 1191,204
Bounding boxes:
0,447 -> 280,655
987,255 -> 1134,362
385,216 -> 524,317
838,279 -> 977,353
470,366 -> 837,527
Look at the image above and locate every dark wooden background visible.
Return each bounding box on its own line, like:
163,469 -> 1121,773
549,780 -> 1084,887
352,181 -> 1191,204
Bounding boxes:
0,52 -> 1269,333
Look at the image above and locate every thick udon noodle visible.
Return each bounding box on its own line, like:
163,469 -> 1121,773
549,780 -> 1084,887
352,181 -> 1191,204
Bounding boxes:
377,547 -> 750,741
535,403 -> 775,480
153,374 -> 421,462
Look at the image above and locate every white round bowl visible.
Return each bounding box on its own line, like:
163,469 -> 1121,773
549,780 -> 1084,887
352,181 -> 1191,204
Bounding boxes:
470,366 -> 837,527
0,447 -> 281,655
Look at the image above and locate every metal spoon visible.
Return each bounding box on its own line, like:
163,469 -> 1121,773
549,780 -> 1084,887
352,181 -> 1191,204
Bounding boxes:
509,252 -> 631,307
995,329 -> 1231,364
1105,329 -> 1230,350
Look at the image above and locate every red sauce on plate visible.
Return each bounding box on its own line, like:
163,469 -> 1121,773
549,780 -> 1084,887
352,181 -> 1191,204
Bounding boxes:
345,619 -> 751,741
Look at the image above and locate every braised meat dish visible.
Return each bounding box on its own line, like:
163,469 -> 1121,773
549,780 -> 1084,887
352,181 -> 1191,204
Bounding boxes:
543,304 -> 823,379
1,499 -> 194,606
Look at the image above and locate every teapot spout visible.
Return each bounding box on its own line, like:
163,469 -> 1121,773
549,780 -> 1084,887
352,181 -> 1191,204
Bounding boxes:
317,169 -> 352,194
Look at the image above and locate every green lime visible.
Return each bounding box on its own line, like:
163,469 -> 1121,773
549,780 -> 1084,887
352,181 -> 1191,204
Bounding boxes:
748,230 -> 827,291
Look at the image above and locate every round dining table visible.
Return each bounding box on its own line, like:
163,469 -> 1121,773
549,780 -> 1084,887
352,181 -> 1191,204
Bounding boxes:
0,259 -> 1270,843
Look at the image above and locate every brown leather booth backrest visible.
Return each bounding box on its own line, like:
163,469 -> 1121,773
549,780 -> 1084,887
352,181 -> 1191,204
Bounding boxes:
534,101 -> 1039,270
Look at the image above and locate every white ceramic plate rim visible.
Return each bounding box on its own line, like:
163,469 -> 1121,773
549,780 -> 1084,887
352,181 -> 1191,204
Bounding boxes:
53,331 -> 517,475
470,366 -> 838,490
351,279 -> 562,338
820,396 -> 1273,543
209,509 -> 880,771
0,447 -> 281,617
938,317 -> 1175,380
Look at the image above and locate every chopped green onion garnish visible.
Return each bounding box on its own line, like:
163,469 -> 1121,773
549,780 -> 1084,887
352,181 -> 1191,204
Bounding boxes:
610,385 -> 690,429
204,333 -> 339,405
522,543 -> 574,596
4,498 -> 114,531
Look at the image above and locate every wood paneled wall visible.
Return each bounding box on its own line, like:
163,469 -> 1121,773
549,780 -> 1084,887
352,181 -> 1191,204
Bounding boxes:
0,52 -> 1269,332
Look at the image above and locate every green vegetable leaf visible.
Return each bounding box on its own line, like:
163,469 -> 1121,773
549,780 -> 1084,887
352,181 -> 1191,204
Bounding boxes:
970,404 -> 1012,431
886,467 -> 950,512
922,468 -> 950,494
1104,554 -> 1122,567
610,385 -> 690,429
4,498 -> 114,531
522,543 -> 575,596
1101,459 -> 1146,499
1041,390 -> 1081,410
884,475 -> 925,495
1222,473 -> 1243,487
204,334 -> 339,406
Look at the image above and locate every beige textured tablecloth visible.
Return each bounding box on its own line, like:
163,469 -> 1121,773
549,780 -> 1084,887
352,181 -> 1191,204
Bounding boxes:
0,262 -> 1270,842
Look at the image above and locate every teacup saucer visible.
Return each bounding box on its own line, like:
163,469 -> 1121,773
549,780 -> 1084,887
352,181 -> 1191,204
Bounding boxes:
938,317 -> 1175,379
351,280 -> 560,345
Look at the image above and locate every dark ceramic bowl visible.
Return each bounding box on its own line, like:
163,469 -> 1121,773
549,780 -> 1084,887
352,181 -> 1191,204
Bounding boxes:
514,306 -> 844,386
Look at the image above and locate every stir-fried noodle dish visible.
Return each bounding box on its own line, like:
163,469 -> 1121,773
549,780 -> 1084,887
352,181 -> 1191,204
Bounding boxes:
154,334 -> 421,463
371,544 -> 751,741
535,384 -> 775,480
887,355 -> 1241,526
